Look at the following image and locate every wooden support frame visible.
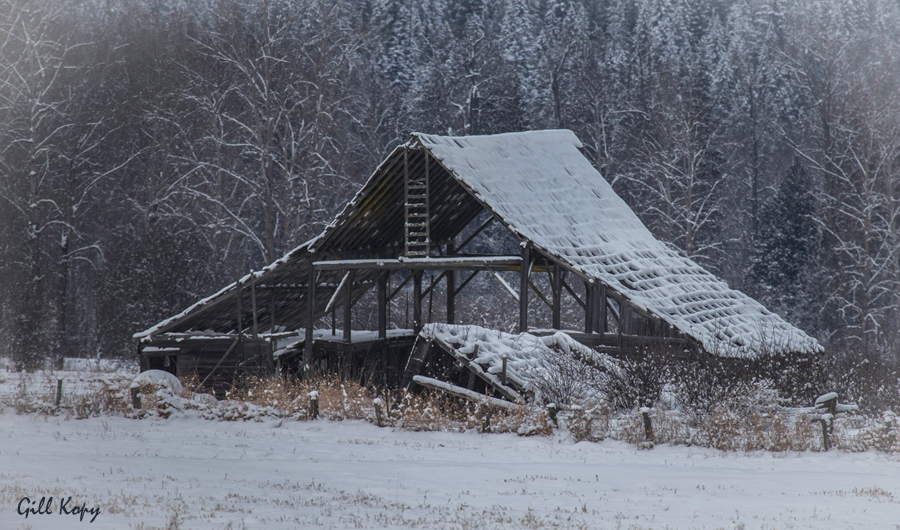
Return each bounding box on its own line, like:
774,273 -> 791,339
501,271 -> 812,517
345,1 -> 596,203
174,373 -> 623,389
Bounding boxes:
250,273 -> 259,340
413,270 -> 423,334
584,281 -> 594,334
599,283 -> 608,333
235,271 -> 244,360
528,279 -> 552,310
561,277 -> 585,309
235,272 -> 243,338
377,271 -> 387,339
312,256 -> 522,271
551,262 -> 561,329
456,216 -> 495,253
343,270 -> 355,343
269,287 -> 277,335
304,256 -> 316,369
455,270 -> 479,296
446,242 -> 456,324
421,270 -> 449,298
519,244 -> 530,333
388,272 -> 414,301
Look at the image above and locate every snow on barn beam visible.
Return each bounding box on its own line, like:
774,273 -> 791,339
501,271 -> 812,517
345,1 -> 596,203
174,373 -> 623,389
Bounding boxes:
135,129 -> 820,361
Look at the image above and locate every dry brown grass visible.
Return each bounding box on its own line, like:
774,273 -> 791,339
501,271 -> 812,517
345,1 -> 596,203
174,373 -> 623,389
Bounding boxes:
4,369 -> 898,453
3,372 -> 135,417
220,373 -> 554,435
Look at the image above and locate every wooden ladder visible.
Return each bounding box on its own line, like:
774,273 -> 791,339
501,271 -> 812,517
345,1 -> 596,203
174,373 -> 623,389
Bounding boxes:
404,147 -> 430,257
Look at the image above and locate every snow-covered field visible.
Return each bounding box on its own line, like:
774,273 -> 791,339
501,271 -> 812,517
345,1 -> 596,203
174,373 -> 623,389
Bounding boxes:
1,409 -> 898,529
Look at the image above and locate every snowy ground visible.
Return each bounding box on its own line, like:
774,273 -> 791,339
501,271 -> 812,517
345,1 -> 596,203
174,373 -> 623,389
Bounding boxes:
1,410 -> 899,530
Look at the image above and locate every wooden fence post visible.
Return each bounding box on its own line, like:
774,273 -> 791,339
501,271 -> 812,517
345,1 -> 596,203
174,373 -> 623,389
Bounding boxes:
55,379 -> 62,409
130,387 -> 142,410
374,397 -> 385,427
309,390 -> 319,419
641,407 -> 654,442
819,416 -> 832,451
481,405 -> 492,433
547,403 -> 558,427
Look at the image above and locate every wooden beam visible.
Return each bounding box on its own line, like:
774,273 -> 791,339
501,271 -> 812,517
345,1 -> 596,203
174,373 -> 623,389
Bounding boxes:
447,242 -> 455,325
250,273 -> 259,340
561,277 -> 585,309
585,281 -> 594,334
519,244 -> 530,333
323,270 -> 351,314
454,270 -> 479,296
388,271 -> 414,301
269,287 -> 276,335
528,278 -> 552,310
343,270 -> 354,343
195,336 -> 241,391
235,271 -> 243,337
599,283 -> 608,333
552,262 -> 561,329
304,258 -> 316,370
413,270 -> 423,334
456,216 -> 495,253
377,271 -> 387,339
312,256 -> 522,271
412,376 -> 516,410
421,270 -> 449,298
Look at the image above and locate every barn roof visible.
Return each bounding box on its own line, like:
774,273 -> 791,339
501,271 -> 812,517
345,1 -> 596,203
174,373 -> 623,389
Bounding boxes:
136,130 -> 821,357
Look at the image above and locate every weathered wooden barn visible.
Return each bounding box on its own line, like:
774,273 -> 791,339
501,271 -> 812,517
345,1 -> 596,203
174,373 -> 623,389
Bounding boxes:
134,130 -> 821,393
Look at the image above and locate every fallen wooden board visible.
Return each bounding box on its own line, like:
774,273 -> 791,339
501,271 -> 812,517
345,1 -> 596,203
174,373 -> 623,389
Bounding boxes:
412,376 -> 517,410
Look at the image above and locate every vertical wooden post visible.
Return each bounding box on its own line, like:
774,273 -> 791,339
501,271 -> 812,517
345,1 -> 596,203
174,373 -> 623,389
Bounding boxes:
130,386 -> 141,410
250,273 -> 260,362
551,262 -> 561,329
481,405 -> 491,433
599,283 -> 608,334
501,355 -> 508,386
519,244 -> 530,333
585,281 -> 595,334
413,270 -> 423,334
55,379 -> 62,408
467,344 -> 479,390
377,271 -> 387,339
616,299 -> 624,347
641,407 -> 654,442
344,270 -> 354,343
374,397 -> 385,427
235,271 -> 244,361
622,302 -> 631,335
446,242 -> 455,325
304,258 -> 316,371
309,390 -> 319,419
235,271 -> 243,336
269,288 -> 277,334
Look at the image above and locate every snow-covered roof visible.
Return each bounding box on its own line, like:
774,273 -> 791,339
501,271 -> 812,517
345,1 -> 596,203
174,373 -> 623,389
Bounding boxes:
414,130 -> 820,356
137,129 -> 820,357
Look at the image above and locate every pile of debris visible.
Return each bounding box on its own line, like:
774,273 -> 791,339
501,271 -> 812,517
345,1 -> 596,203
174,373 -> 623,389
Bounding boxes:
403,324 -> 623,408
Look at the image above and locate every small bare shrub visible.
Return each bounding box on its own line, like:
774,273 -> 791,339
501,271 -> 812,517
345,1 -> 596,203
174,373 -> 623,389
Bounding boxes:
566,401 -> 611,442
697,407 -> 815,452
528,344 -> 610,407
495,405 -> 554,436
603,346 -> 671,410
840,411 -> 899,452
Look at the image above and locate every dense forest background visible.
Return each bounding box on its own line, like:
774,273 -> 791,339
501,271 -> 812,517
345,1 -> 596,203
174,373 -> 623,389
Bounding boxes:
1,0 -> 898,367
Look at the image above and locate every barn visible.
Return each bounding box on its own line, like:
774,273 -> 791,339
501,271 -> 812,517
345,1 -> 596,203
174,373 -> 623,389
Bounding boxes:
134,130 -> 821,395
